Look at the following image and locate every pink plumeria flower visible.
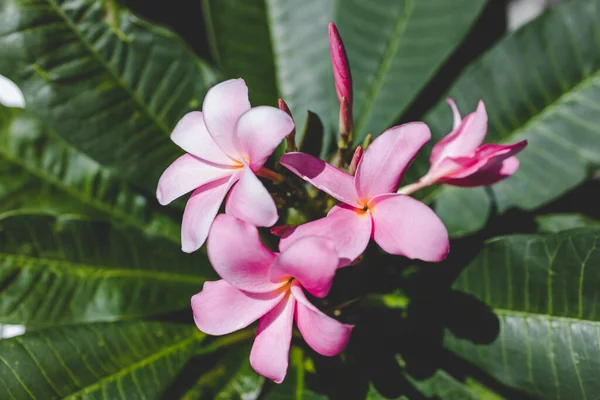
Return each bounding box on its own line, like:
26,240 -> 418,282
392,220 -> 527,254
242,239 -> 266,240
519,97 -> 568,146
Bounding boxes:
279,123 -> 450,267
192,214 -> 353,383
403,99 -> 527,192
156,79 -> 294,253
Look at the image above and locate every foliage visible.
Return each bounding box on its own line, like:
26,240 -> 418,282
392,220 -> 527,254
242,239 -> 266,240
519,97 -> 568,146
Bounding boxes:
0,0 -> 598,398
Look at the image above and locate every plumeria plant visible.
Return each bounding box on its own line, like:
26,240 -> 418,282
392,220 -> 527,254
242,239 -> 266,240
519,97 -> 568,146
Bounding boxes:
0,0 -> 599,399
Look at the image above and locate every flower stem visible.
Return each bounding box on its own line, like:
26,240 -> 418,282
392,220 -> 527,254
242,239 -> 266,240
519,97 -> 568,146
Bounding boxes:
256,167 -> 284,184
397,179 -> 430,195
196,328 -> 256,355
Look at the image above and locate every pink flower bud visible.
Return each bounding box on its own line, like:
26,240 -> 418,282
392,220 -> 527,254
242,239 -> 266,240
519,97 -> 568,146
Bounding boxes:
348,145 -> 363,175
278,98 -> 296,152
278,98 -> 292,116
329,22 -> 352,106
270,224 -> 293,237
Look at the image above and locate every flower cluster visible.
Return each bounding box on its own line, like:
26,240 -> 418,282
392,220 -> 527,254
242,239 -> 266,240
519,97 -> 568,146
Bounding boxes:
157,23 -> 527,382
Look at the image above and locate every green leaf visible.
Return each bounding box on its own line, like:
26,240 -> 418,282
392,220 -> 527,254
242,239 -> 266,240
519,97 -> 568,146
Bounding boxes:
340,0 -> 487,143
181,344 -> 264,400
536,213 -> 600,233
202,0 -> 278,107
0,105 -> 88,216
406,371 -> 488,400
0,104 -> 181,242
204,0 -> 487,149
0,321 -> 201,399
0,212 -> 215,328
433,186 -> 491,238
299,111 -> 325,158
445,228 -> 600,399
0,0 -> 218,192
419,0 -> 600,236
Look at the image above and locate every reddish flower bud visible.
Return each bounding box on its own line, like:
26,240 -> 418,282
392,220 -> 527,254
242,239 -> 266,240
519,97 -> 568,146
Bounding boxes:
271,224 -> 293,237
278,98 -> 296,152
329,22 -> 352,106
348,145 -> 363,175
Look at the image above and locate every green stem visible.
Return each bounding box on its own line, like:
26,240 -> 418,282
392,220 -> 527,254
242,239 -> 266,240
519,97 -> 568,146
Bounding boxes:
195,328 -> 256,355
397,179 -> 431,195
256,167 -> 284,184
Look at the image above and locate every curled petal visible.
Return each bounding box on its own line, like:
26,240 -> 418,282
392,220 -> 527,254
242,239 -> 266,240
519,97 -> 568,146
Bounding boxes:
235,106 -> 295,170
447,98 -> 462,131
208,214 -> 281,293
355,122 -> 431,201
369,193 -> 449,262
270,236 -> 338,298
191,280 -> 286,336
280,152 -> 360,208
181,173 -> 239,253
202,79 -> 251,159
279,204 -> 371,267
170,111 -> 236,165
156,154 -> 234,205
225,166 -> 278,227
291,282 -> 353,357
430,100 -> 488,165
250,293 -> 295,383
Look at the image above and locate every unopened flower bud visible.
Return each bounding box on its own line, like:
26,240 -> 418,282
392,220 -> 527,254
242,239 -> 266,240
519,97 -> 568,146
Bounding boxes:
271,224 -> 293,237
278,98 -> 296,152
348,146 -> 363,175
328,22 -> 352,106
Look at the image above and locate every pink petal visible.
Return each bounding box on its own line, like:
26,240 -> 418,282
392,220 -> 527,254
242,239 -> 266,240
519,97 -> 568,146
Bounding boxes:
208,214 -> 282,293
191,280 -> 286,336
280,153 -> 361,208
157,154 -> 235,205
355,122 -> 431,201
170,111 -> 236,166
447,98 -> 462,131
202,79 -> 251,159
250,293 -> 295,383
225,166 -> 278,227
270,237 -> 338,298
291,282 -> 353,357
369,193 -> 449,262
234,106 -> 295,170
430,100 -> 487,165
279,204 -> 371,267
181,173 -> 239,253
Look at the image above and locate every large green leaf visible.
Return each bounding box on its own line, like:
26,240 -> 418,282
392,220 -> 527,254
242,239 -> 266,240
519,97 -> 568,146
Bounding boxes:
0,0 -> 218,192
0,104 -> 180,242
445,228 -> 600,399
202,0 -> 278,108
367,370 -> 502,400
204,0 -> 486,149
0,321 -> 201,399
536,213 -> 600,233
0,213 -> 215,328
181,344 -> 264,400
339,0 -> 487,143
0,106 -> 90,216
415,0 -> 600,236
